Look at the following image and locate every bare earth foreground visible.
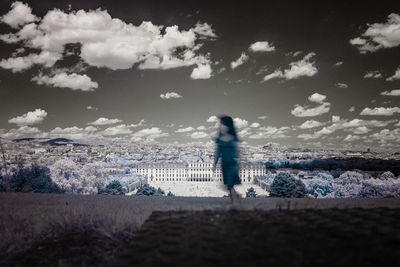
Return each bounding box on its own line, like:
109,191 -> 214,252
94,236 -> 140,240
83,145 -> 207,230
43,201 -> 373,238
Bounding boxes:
1,193 -> 400,267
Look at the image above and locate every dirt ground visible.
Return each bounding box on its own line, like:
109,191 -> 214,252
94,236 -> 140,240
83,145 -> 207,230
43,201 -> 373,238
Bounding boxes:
1,193 -> 400,266
114,208 -> 400,267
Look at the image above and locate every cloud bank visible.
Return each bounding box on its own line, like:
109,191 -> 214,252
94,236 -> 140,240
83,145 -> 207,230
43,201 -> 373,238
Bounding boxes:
263,52 -> 318,81
8,108 -> 47,126
0,2 -> 217,90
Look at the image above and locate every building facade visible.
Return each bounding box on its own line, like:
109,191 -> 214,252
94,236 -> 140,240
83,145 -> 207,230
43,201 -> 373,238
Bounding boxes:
133,161 -> 267,186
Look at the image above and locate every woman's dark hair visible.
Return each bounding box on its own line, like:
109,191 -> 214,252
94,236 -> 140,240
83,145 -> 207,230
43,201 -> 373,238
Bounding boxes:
217,115 -> 239,142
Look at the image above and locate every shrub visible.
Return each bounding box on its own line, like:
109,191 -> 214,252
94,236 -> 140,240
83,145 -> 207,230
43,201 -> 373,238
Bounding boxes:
379,171 -> 395,180
301,173 -> 334,198
265,161 -> 278,170
359,178 -> 400,198
269,172 -> 306,198
167,191 -> 175,196
99,180 -> 124,195
8,164 -> 63,193
331,171 -> 363,197
329,168 -> 343,178
246,187 -> 257,198
136,184 -> 165,196
156,187 -> 165,196
261,171 -> 275,185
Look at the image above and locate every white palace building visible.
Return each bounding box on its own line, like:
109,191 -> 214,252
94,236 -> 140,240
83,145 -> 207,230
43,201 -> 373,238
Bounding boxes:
132,161 -> 268,197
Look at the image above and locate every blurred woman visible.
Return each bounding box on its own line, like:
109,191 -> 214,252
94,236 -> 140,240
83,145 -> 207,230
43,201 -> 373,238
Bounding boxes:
212,115 -> 241,204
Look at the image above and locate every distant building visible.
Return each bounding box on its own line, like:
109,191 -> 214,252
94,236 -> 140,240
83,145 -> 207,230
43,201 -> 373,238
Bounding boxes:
345,151 -> 362,157
133,161 -> 266,186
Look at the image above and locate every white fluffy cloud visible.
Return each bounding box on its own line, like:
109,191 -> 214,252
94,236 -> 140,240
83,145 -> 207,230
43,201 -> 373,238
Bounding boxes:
280,52 -> 318,79
237,127 -> 251,138
233,117 -> 248,128
50,126 -> 99,139
230,52 -> 249,69
190,63 -> 212,79
346,126 -> 371,134
369,128 -> 400,143
364,70 -> 382,79
308,93 -> 327,104
336,82 -> 348,88
88,117 -> 123,126
131,127 -> 169,141
293,51 -> 303,57
206,115 -> 218,123
32,72 -> 98,91
193,22 -> 217,38
160,92 -> 183,99
190,131 -> 208,139
205,115 -> 248,129
360,107 -> 400,116
344,134 -> 361,142
0,51 -> 61,73
350,13 -> 400,53
298,120 -> 325,129
249,41 -> 275,52
386,67 -> 400,81
298,118 -> 397,140
381,89 -> 400,96
0,1 -> 38,29
262,70 -> 283,81
292,93 -> 330,117
250,122 -> 260,128
0,3 -> 216,83
1,126 -> 43,139
263,52 -> 317,81
249,126 -> 289,139
8,108 -> 47,126
291,103 -> 330,117
99,120 -> 144,136
332,115 -> 340,122
101,124 -> 133,136
175,126 -> 194,133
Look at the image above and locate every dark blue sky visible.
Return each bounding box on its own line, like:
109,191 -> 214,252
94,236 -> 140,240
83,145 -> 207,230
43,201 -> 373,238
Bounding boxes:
0,0 -> 399,151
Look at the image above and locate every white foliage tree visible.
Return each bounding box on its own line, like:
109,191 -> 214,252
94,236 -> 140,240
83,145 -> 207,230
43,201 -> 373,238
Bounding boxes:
49,158 -> 107,194
301,172 -> 334,198
262,171 -> 276,185
379,171 -> 395,180
360,175 -> 400,198
329,171 -> 364,198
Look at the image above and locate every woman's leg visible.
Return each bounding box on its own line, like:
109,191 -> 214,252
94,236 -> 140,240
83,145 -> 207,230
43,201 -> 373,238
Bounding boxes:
229,188 -> 234,203
233,188 -> 240,199
231,187 -> 241,205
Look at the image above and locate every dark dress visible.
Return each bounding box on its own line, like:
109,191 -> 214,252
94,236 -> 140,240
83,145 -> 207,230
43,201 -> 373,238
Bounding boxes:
214,138 -> 241,190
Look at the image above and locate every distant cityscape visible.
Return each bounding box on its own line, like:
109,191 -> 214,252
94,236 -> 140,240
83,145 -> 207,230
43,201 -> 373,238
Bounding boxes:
1,136 -> 398,196
1,137 -> 399,171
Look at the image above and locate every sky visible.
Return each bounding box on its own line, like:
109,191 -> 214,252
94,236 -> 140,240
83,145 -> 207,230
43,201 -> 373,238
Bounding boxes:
0,0 -> 399,151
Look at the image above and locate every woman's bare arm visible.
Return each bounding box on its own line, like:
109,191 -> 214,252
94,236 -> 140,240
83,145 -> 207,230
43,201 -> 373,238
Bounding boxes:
213,143 -> 221,170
